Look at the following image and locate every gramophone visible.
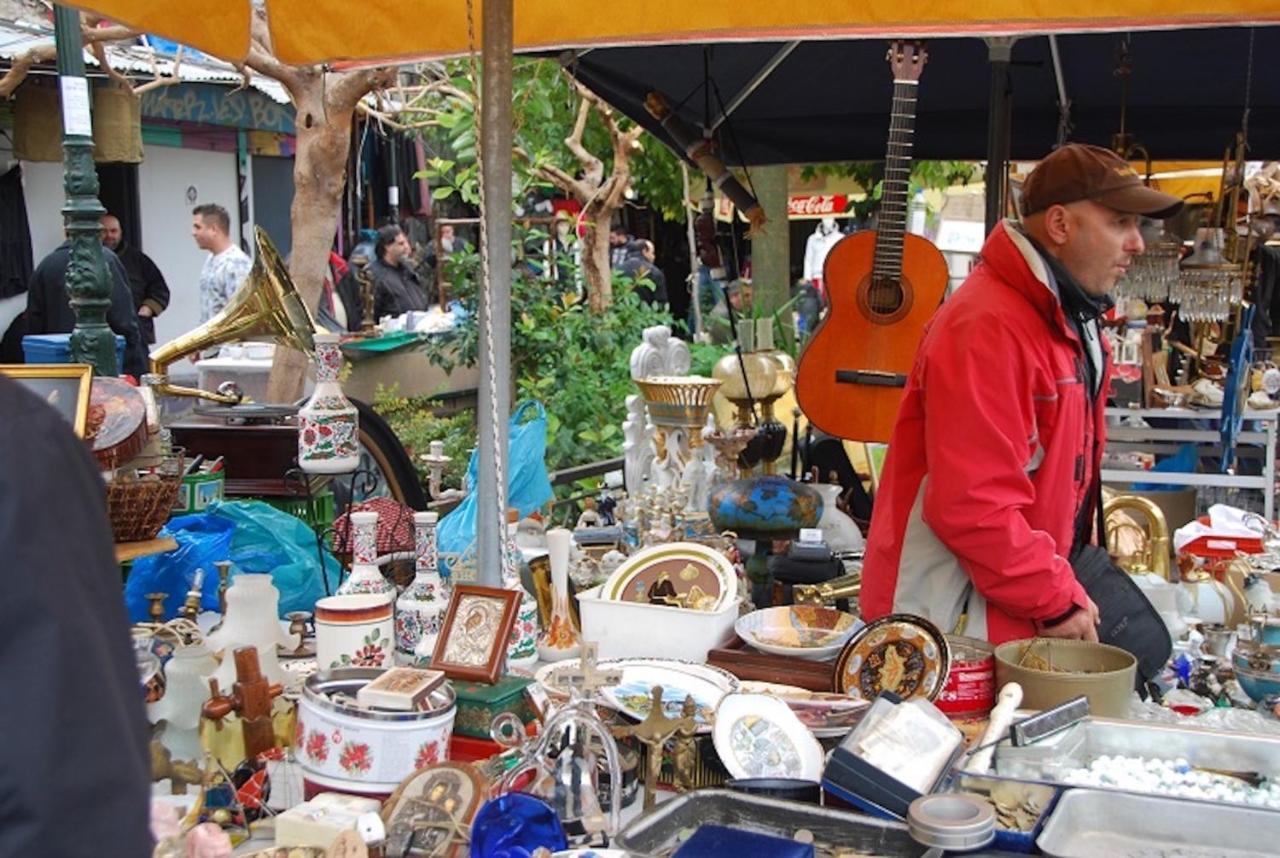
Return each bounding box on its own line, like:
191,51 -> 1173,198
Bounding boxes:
150,226 -> 320,406
158,228 -> 327,494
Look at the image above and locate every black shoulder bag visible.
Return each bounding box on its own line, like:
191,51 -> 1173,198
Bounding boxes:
1069,478 -> 1172,692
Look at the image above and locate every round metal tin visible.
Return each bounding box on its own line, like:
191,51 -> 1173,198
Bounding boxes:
832,613 -> 951,702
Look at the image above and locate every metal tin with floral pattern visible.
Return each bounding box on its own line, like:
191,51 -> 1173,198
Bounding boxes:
297,668 -> 457,791
833,613 -> 951,703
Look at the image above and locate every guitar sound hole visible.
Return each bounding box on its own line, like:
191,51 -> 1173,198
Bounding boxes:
858,274 -> 913,324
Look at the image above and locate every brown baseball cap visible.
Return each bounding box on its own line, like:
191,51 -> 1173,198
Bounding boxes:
1021,144 -> 1183,219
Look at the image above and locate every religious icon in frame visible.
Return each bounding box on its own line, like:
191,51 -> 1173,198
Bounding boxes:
430,585 -> 520,684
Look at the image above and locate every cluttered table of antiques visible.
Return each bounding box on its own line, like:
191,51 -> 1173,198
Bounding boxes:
139,473 -> 1280,858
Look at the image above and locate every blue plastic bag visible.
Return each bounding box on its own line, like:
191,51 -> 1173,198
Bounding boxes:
124,501 -> 341,622
438,400 -> 553,578
124,513 -> 236,623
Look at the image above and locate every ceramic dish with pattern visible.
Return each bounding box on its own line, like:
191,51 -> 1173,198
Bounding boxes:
713,693 -> 825,781
600,542 -> 736,612
833,613 -> 950,703
734,605 -> 862,660
735,682 -> 870,737
534,657 -> 739,733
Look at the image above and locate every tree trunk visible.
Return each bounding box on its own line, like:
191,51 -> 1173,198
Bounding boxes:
581,203 -> 615,313
265,86 -> 357,404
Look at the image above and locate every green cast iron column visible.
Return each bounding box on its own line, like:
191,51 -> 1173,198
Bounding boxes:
54,5 -> 117,375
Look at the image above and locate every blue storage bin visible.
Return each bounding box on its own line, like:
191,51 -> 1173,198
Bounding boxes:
23,333 -> 126,370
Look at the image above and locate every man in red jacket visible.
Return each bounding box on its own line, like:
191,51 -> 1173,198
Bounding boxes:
861,145 -> 1183,644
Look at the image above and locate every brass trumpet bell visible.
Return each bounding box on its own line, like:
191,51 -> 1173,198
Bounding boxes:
150,227 -> 320,404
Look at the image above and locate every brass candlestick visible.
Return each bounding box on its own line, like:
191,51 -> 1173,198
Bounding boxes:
145,592 -> 168,623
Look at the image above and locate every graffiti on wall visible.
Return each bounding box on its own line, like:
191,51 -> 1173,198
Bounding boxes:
141,84 -> 295,134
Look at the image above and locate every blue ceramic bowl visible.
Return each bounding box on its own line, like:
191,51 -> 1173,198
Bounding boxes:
1255,617 -> 1280,647
1236,665 -> 1280,703
1233,642 -> 1280,675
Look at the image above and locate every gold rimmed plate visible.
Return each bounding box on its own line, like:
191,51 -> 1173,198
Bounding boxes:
601,542 -> 736,612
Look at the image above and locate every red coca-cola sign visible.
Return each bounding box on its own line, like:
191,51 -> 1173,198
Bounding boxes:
788,194 -> 848,217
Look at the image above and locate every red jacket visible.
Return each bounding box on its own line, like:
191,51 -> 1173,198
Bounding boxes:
860,222 -> 1107,644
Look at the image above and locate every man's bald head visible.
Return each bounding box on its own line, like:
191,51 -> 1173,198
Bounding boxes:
100,214 -> 123,251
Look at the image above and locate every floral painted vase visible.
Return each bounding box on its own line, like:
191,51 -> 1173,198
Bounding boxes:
338,510 -> 394,596
536,528 -> 580,662
504,514 -> 540,670
396,511 -> 450,656
298,333 -> 359,475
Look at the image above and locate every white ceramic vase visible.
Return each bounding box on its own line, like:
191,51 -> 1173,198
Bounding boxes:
206,573 -> 291,689
316,593 -> 396,670
338,510 -> 395,596
396,512 -> 450,656
536,528 -> 581,662
504,517 -> 540,670
298,333 -> 359,474
812,483 -> 865,553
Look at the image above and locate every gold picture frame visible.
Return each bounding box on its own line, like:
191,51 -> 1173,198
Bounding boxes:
0,363 -> 93,438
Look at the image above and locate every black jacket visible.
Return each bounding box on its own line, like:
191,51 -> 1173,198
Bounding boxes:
618,251 -> 668,307
0,375 -> 153,857
368,257 -> 430,320
25,243 -> 148,378
113,242 -> 170,344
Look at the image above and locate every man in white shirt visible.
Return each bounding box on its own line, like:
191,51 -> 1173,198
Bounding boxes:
191,203 -> 251,323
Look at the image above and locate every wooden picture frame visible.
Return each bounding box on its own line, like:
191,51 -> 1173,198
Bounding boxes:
430,584 -> 520,684
0,363 -> 93,438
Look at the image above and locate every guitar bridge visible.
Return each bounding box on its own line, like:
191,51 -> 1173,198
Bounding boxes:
835,370 -> 908,388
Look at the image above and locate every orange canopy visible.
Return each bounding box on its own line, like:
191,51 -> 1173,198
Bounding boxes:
70,0 -> 1280,66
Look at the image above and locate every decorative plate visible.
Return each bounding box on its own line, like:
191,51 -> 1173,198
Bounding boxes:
735,683 -> 870,738
712,693 -> 825,781
600,542 -> 736,612
833,613 -> 951,703
734,605 -> 862,660
534,657 -> 739,733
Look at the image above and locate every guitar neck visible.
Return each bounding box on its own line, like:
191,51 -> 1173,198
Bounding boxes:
873,79 -> 919,282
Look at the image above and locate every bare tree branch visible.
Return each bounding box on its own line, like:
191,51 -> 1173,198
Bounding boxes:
329,66 -> 396,113
83,24 -> 141,46
0,43 -> 54,99
91,41 -> 133,90
356,101 -> 412,132
134,47 -> 185,96
242,9 -> 305,95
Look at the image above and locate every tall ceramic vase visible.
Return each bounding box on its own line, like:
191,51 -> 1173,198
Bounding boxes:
504,511 -> 540,671
536,528 -> 580,662
397,511 -> 450,657
338,510 -> 395,596
298,333 -> 359,474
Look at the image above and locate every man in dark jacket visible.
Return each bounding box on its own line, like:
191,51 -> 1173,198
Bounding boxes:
25,242 -> 148,378
618,239 -> 668,308
0,374 -> 153,857
101,214 -> 170,344
368,224 -> 430,321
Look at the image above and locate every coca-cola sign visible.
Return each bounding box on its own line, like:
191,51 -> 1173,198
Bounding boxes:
788,194 -> 848,217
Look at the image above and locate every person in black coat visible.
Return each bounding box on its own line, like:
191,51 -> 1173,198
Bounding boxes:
0,375 -> 153,857
368,225 -> 430,321
618,239 -> 668,309
25,241 -> 148,378
101,214 -> 170,345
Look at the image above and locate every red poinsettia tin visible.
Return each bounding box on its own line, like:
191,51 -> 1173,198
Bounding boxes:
297,668 -> 456,794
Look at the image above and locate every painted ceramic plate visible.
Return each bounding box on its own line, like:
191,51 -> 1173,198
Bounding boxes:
734,605 -> 862,660
712,693 -> 825,781
735,683 -> 870,737
534,657 -> 739,733
833,613 -> 951,703
601,542 -> 736,612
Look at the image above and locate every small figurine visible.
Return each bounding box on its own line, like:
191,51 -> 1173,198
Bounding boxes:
575,497 -> 603,529
671,695 -> 700,792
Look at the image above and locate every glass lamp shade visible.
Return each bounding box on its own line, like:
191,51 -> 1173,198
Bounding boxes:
713,351 -> 778,403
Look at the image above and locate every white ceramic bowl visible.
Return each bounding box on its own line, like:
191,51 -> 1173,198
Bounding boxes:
735,605 -> 862,661
296,668 -> 456,793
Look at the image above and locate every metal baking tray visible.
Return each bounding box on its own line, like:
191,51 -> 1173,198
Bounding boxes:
613,790 -> 1019,857
995,715 -> 1280,808
1038,788 -> 1280,857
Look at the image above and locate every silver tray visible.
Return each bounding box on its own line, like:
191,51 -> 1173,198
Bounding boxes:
1038,788 -> 1280,857
613,790 -> 1018,857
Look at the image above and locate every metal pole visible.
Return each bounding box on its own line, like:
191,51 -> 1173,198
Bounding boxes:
475,0 -> 513,587
983,37 -> 1017,235
54,5 -> 116,375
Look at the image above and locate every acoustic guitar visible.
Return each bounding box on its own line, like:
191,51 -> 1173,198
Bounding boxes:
795,41 -> 949,443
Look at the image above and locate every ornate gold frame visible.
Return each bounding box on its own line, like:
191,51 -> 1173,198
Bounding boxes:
0,363 -> 93,438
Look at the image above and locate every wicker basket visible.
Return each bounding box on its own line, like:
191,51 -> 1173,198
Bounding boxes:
107,454 -> 184,543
